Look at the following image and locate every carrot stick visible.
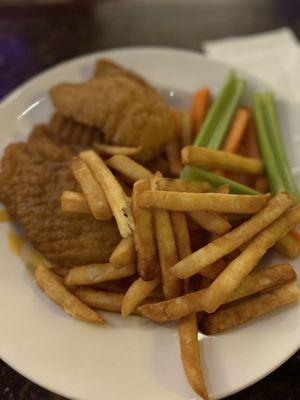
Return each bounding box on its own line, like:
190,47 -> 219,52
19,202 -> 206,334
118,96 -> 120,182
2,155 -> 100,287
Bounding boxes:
289,230 -> 300,246
244,110 -> 268,192
222,108 -> 250,153
170,108 -> 181,139
243,110 -> 261,158
191,88 -> 211,136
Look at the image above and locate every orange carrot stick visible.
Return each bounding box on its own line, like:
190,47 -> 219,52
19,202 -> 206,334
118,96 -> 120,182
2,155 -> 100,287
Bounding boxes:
170,108 -> 181,139
222,108 -> 250,153
289,230 -> 300,246
191,88 -> 211,136
243,110 -> 268,191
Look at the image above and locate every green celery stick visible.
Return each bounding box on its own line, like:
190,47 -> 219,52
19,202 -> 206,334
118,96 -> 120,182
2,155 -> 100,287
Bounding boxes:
194,72 -> 237,147
262,92 -> 299,198
252,94 -> 286,195
182,166 -> 260,195
208,79 -> 246,149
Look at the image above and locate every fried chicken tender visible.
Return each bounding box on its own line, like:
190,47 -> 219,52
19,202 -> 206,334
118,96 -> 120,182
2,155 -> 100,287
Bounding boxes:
0,126 -> 120,267
48,113 -> 104,147
50,76 -> 175,161
95,59 -> 149,87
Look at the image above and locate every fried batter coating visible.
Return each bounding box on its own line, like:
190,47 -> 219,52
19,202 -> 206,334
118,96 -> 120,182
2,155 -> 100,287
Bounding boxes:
0,126 -> 120,267
48,113 -> 104,147
51,76 -> 175,161
95,59 -> 149,87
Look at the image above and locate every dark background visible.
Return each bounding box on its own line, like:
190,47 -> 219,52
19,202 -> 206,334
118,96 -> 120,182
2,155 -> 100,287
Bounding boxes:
0,0 -> 300,399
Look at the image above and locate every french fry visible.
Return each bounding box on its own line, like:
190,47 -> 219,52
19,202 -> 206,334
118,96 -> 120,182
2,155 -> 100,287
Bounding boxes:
65,263 -> 136,286
122,276 -> 161,317
181,111 -> 193,147
0,209 -> 11,222
138,263 -> 296,322
52,267 -> 70,278
166,140 -> 182,176
171,212 -> 191,259
6,230 -> 23,256
200,259 -> 228,280
154,207 -> 182,298
35,264 -> 105,325
93,142 -> 141,157
132,179 -> 159,280
179,312 -> 209,400
274,233 -> 300,259
109,236 -> 136,269
188,210 -> 231,235
200,281 -> 300,334
75,287 -> 125,312
172,210 -> 209,399
156,177 -> 211,193
202,206 -> 300,313
80,150 -> 134,238
137,191 -> 270,214
171,192 -> 293,279
61,191 -> 91,214
182,146 -> 263,175
71,157 -> 112,220
152,173 -> 182,299
74,287 -> 158,315
106,154 -> 152,183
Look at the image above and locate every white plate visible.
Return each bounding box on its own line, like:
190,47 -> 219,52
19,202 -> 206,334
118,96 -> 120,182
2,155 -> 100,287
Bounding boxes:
0,47 -> 299,400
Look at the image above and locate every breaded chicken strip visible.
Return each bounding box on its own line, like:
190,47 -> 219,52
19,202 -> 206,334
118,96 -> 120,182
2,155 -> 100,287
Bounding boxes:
95,59 -> 149,87
51,76 -> 175,161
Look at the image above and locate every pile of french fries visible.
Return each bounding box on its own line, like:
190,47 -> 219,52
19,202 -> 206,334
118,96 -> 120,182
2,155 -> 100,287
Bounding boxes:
17,140 -> 298,400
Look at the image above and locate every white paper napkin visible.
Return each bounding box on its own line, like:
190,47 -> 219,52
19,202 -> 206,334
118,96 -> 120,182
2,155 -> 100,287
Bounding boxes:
203,28 -> 300,102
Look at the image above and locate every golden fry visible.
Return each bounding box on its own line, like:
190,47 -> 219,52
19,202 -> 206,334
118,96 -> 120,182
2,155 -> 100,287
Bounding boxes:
132,179 -> 159,280
156,177 -> 211,193
138,263 -> 296,322
0,209 -> 11,222
171,192 -> 293,279
182,146 -> 263,175
106,154 -> 152,183
172,209 -> 209,399
75,287 -> 125,312
137,191 -> 270,214
274,233 -> 300,258
109,236 -> 136,269
179,313 -> 209,400
180,111 -> 193,147
93,142 -> 141,157
166,140 -> 182,176
202,206 -> 300,313
71,157 -> 112,220
122,276 -> 161,317
188,210 -> 231,235
65,263 -> 136,286
171,212 -> 192,259
80,150 -> 134,238
200,281 -> 300,334
35,264 -> 105,324
152,173 -> 181,299
61,191 -> 91,214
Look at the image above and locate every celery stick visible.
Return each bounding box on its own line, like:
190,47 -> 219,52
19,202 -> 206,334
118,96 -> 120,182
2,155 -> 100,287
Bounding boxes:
194,72 -> 237,147
209,79 -> 246,149
252,94 -> 285,195
182,166 -> 260,195
262,92 -> 299,197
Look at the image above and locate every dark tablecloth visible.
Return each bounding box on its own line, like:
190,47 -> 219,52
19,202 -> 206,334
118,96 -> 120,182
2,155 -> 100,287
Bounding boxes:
0,0 -> 299,399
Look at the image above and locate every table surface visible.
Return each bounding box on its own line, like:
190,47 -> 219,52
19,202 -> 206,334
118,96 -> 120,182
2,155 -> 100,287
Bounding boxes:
1,0 -> 300,399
